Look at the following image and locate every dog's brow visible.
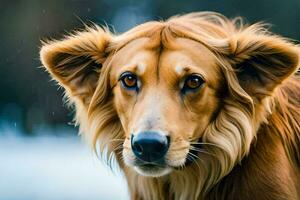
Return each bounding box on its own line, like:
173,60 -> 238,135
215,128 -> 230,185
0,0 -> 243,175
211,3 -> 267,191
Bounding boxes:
119,63 -> 146,76
175,64 -> 191,76
136,63 -> 147,75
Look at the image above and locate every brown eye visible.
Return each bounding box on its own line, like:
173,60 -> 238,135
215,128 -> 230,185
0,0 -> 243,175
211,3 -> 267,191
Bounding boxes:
182,74 -> 205,92
119,72 -> 138,90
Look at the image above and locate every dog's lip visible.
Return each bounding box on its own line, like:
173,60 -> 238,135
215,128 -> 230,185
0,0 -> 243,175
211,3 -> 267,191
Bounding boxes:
135,160 -> 167,168
135,161 -> 183,170
139,163 -> 160,167
133,163 -> 173,177
135,162 -> 169,174
130,140 -> 203,170
138,164 -> 165,171
132,151 -> 199,170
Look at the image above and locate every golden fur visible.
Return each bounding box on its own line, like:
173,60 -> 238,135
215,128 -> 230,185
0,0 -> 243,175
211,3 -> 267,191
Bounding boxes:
40,12 -> 300,199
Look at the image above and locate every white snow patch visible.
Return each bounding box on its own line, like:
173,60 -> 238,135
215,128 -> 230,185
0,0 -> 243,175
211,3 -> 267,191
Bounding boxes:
0,135 -> 129,200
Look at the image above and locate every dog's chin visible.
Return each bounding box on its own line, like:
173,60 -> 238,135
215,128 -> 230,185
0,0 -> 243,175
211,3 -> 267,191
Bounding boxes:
133,165 -> 172,177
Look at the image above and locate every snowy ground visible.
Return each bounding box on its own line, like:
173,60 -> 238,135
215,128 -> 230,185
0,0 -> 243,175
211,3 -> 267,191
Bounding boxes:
0,134 -> 129,200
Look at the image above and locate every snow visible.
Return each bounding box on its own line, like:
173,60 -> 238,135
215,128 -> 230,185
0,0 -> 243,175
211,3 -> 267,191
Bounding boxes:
0,135 -> 129,200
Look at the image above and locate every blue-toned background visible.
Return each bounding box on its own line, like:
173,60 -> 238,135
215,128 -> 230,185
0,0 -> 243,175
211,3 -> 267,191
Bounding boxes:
1,0 -> 300,199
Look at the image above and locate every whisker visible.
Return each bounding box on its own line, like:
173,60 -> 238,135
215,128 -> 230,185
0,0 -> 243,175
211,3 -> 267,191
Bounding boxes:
187,152 -> 201,170
116,152 -> 125,163
190,142 -> 223,150
169,146 -> 189,151
188,151 -> 200,160
116,151 -> 124,159
167,159 -> 186,170
113,146 -> 123,152
107,139 -> 125,144
190,146 -> 218,158
111,143 -> 124,152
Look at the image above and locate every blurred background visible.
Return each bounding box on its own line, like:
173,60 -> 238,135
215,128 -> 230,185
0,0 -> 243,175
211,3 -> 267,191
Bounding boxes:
1,0 -> 300,199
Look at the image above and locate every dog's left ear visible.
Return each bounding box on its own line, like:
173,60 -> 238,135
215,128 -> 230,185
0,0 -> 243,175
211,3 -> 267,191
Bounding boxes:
40,27 -> 112,104
228,30 -> 299,98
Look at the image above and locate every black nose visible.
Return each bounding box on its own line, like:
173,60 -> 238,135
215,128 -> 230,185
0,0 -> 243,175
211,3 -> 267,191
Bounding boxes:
131,131 -> 170,162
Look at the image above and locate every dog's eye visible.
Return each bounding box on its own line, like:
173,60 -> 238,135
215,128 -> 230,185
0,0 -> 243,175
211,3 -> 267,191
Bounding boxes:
182,74 -> 205,92
119,72 -> 138,90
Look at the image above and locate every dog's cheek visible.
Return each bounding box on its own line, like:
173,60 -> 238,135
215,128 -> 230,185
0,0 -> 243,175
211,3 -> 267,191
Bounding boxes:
182,89 -> 219,138
113,88 -> 134,134
122,139 -> 136,165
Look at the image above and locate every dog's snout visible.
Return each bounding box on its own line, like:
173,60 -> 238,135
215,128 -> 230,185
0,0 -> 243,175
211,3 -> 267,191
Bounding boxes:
131,131 -> 170,162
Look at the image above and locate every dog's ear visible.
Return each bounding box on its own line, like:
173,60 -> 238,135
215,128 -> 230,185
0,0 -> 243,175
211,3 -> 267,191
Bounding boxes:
40,27 -> 112,104
228,30 -> 299,98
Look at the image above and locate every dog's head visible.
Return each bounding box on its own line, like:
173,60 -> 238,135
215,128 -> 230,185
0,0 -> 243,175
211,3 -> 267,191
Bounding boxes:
40,13 -> 299,180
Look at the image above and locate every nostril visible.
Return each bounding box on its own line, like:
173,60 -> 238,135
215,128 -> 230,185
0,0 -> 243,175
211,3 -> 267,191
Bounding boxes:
154,135 -> 170,152
166,135 -> 170,147
131,135 -> 143,155
133,143 -> 143,155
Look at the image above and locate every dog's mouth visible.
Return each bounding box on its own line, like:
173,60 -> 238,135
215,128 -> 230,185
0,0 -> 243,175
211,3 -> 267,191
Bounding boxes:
132,159 -> 172,177
124,136 -> 204,177
132,144 -> 202,176
133,161 -> 173,177
133,152 -> 200,176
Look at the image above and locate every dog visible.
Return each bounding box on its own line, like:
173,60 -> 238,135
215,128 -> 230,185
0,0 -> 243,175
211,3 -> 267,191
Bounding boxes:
40,12 -> 300,199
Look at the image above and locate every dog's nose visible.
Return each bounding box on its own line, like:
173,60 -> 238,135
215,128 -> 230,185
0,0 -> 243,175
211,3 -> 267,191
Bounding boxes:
131,131 -> 170,162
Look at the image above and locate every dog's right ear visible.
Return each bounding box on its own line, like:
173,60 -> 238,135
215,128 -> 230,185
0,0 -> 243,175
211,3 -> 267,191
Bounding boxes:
40,27 -> 112,104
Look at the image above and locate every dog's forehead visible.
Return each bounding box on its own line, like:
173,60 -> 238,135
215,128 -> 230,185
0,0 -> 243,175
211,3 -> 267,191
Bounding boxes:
110,37 -> 219,85
159,38 -> 220,84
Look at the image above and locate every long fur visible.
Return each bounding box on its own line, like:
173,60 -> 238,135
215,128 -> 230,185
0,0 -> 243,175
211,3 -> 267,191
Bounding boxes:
41,12 -> 300,199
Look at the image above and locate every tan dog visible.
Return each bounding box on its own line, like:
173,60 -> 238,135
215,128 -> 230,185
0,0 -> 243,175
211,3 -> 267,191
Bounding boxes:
40,12 -> 300,199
